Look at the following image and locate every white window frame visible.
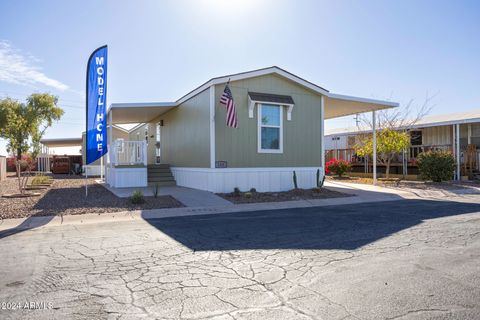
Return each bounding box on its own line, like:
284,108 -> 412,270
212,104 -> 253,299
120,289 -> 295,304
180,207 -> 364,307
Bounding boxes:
257,104 -> 283,154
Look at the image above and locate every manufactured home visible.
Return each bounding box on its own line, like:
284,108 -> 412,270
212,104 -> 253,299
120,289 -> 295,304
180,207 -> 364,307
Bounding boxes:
98,66 -> 397,192
325,109 -> 480,179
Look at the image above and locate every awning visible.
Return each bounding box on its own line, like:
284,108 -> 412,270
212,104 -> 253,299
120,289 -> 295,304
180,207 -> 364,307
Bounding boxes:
248,92 -> 294,105
109,102 -> 177,124
40,137 -> 83,147
324,93 -> 398,119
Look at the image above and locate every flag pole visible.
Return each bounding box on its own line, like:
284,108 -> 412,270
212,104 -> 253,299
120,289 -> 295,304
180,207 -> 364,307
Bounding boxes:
85,166 -> 88,197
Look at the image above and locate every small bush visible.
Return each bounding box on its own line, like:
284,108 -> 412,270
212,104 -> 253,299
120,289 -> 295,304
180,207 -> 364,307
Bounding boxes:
131,190 -> 145,204
312,187 -> 321,193
326,158 -> 351,177
233,187 -> 241,196
249,187 -> 256,193
244,192 -> 252,198
31,175 -> 51,185
417,151 -> 454,182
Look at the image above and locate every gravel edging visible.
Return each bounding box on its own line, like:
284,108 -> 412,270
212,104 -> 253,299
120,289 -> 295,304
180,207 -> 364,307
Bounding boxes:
218,188 -> 352,204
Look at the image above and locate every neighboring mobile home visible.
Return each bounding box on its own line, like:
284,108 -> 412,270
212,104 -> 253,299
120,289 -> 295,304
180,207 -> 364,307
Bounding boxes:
325,109 -> 480,179
102,66 -> 397,192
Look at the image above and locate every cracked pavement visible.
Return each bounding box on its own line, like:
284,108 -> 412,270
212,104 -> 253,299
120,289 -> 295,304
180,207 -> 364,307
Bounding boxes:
1,198 -> 480,319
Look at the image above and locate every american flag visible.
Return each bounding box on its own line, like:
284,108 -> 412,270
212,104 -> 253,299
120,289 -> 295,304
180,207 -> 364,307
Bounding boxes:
220,84 -> 238,128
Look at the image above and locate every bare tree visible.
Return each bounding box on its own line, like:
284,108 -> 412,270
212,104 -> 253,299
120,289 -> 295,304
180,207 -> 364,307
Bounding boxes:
354,93 -> 436,178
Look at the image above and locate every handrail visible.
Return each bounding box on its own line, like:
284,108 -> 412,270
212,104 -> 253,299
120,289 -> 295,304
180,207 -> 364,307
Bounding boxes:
111,140 -> 147,166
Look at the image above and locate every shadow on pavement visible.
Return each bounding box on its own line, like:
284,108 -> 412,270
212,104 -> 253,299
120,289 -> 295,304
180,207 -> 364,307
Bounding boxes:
0,214 -> 57,240
142,199 -> 480,251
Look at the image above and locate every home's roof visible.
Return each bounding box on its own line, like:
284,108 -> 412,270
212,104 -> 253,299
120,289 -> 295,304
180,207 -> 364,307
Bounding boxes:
325,108 -> 480,136
109,66 -> 399,124
248,92 -> 295,105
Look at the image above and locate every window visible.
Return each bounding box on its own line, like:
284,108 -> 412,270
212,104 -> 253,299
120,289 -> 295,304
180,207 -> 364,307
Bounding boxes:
410,130 -> 422,146
258,104 -> 283,153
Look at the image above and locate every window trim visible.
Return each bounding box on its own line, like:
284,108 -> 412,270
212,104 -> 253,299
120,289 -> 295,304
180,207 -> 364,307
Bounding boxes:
257,104 -> 283,154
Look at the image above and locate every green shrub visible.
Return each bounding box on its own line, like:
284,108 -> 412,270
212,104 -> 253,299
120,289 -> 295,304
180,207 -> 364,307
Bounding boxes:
249,187 -> 256,193
233,187 -> 241,196
244,192 -> 252,198
312,187 -> 321,193
131,190 -> 145,204
417,151 -> 455,182
293,171 -> 298,189
326,159 -> 351,177
31,175 -> 51,185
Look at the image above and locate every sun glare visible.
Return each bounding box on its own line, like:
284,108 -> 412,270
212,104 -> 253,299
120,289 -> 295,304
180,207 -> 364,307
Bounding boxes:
196,0 -> 263,17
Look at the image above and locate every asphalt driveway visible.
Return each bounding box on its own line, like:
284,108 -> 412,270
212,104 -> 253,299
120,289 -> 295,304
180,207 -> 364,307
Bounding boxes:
1,199 -> 479,319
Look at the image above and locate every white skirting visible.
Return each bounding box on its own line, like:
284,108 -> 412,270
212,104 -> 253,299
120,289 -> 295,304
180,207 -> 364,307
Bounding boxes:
171,167 -> 323,193
106,166 -> 147,188
83,165 -> 102,177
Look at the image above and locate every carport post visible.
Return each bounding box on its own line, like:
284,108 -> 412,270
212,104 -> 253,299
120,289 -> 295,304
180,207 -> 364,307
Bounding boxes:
372,111 -> 377,185
456,123 -> 460,180
321,96 -> 325,177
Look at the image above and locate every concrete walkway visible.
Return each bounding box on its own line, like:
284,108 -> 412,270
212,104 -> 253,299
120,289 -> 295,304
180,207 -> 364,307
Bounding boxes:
101,184 -> 233,207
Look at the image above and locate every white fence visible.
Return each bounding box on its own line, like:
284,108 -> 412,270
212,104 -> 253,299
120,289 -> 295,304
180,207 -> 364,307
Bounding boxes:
110,140 -> 147,166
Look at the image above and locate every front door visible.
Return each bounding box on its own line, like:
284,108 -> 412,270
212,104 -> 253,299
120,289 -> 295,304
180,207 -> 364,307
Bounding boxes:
155,122 -> 161,164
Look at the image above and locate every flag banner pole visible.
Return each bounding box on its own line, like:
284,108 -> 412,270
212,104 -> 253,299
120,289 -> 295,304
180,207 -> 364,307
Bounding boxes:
85,45 -> 108,198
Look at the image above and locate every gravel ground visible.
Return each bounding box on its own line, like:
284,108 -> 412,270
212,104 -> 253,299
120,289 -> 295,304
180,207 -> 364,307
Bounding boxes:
218,187 -> 351,204
0,175 -> 183,219
327,176 -> 475,191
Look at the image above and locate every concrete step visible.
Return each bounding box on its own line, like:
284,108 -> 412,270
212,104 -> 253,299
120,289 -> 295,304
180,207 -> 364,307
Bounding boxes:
148,181 -> 176,187
148,172 -> 174,178
148,164 -> 170,169
147,169 -> 172,173
148,163 -> 176,185
148,176 -> 176,182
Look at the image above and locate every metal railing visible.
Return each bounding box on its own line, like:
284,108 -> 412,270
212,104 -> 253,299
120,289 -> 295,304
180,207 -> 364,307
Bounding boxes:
326,144 -> 454,165
110,140 -> 147,166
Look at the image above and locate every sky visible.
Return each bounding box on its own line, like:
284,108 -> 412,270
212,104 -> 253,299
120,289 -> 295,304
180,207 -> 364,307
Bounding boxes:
0,0 -> 479,155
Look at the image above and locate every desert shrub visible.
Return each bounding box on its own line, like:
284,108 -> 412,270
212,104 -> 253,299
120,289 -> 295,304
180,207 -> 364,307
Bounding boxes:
233,187 -> 241,196
249,187 -> 256,193
244,192 -> 252,198
325,159 -> 351,177
31,174 -> 50,185
131,190 -> 145,204
417,151 -> 454,182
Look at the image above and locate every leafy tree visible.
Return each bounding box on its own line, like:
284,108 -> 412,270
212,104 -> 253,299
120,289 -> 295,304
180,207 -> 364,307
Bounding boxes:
0,93 -> 64,193
0,94 -> 64,159
355,128 -> 410,178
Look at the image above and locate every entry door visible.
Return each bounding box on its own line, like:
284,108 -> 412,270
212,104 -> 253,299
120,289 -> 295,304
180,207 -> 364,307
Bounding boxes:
155,122 -> 161,164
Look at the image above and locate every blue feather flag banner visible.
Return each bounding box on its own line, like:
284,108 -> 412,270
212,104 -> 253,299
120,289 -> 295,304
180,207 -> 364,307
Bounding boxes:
86,45 -> 108,165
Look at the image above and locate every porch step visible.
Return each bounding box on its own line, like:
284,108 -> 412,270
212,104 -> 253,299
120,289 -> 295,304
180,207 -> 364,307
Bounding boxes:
147,164 -> 176,185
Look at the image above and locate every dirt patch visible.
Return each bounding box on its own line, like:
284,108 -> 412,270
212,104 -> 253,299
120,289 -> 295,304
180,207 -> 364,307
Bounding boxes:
0,175 -> 183,219
218,188 -> 352,204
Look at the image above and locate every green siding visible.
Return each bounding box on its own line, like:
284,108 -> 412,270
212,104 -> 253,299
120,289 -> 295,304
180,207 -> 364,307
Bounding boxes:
215,74 -> 322,167
130,89 -> 211,167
